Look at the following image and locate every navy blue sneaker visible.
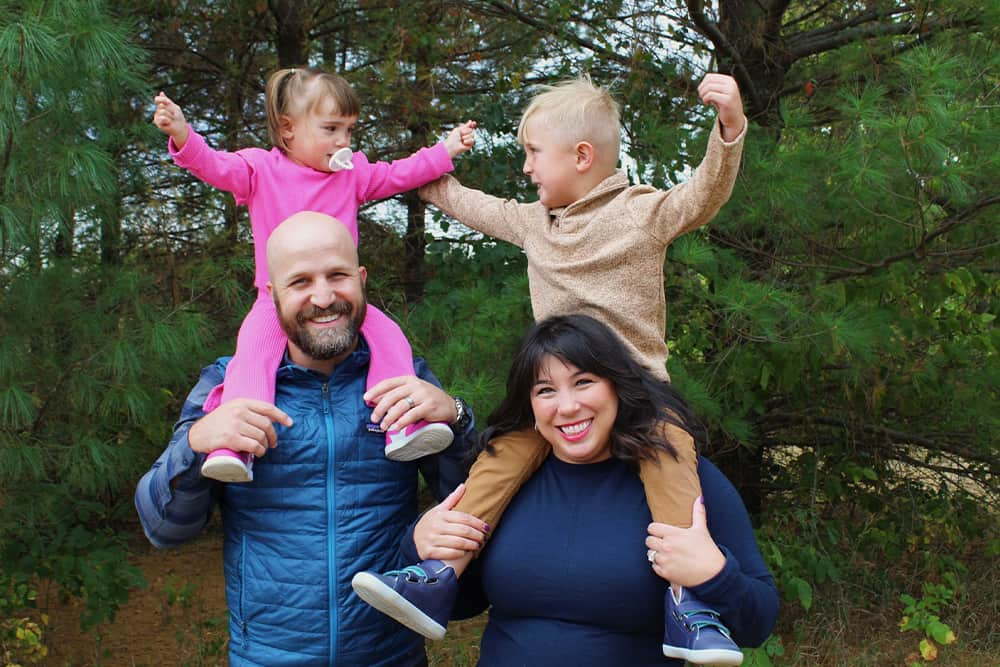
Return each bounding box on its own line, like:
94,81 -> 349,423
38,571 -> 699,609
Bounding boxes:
662,587 -> 744,665
351,559 -> 458,640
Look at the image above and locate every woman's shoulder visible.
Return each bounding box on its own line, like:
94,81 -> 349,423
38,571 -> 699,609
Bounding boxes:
697,456 -> 746,507
696,455 -> 723,480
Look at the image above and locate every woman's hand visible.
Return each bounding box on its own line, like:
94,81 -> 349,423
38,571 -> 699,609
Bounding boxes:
645,496 -> 726,587
414,484 -> 489,561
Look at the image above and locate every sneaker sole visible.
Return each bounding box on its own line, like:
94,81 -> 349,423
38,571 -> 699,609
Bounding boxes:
201,456 -> 253,483
662,645 -> 744,666
384,423 -> 455,462
351,572 -> 447,640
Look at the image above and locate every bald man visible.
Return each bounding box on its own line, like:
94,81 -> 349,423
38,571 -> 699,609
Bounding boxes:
136,211 -> 475,667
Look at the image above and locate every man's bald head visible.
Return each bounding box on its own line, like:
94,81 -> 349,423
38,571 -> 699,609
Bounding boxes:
266,211 -> 368,373
266,211 -> 358,283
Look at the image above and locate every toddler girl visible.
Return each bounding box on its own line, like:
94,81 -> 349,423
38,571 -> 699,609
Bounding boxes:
154,67 -> 475,482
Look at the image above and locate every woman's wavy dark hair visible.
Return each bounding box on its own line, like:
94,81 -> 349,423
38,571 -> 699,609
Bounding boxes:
479,314 -> 706,466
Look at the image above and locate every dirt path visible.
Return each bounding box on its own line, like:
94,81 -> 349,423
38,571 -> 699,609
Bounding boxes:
39,519 -> 228,667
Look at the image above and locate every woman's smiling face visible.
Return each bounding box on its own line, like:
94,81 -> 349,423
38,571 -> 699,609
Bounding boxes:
530,354 -> 618,464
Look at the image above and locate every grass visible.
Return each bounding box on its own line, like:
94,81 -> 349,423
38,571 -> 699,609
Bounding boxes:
428,615 -> 486,666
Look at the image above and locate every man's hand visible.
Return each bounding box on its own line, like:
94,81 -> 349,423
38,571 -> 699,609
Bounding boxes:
188,399 -> 293,458
414,484 -> 489,561
697,74 -> 745,142
444,120 -> 477,158
645,496 -> 726,587
153,91 -> 190,149
364,375 -> 459,432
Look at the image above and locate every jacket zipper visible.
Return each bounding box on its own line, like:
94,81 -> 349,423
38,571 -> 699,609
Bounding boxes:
239,533 -> 248,648
322,381 -> 338,664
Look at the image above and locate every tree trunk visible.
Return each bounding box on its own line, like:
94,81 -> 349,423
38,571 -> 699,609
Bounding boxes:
270,0 -> 312,67
701,0 -> 793,130
100,192 -> 122,266
52,205 -> 75,260
403,192 -> 427,302
400,13 -> 442,302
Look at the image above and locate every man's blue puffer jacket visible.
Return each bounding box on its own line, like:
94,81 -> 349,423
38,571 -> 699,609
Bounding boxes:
139,341 -> 472,666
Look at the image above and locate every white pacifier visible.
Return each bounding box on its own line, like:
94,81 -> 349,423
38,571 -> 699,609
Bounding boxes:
328,147 -> 354,172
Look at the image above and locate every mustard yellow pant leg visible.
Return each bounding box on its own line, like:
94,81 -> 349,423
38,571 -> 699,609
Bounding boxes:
454,427 -> 550,532
638,422 -> 701,528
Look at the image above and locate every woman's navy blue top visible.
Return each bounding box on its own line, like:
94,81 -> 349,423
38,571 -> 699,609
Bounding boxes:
405,455 -> 779,666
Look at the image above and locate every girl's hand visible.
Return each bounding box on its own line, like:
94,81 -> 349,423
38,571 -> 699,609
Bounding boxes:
697,74 -> 746,142
444,120 -> 477,158
153,91 -> 190,148
645,496 -> 727,587
414,484 -> 489,561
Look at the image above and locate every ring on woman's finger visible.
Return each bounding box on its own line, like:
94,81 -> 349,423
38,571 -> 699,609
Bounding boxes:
404,396 -> 415,408
646,549 -> 656,564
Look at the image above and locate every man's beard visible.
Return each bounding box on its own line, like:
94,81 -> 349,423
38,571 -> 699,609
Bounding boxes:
278,297 -> 366,361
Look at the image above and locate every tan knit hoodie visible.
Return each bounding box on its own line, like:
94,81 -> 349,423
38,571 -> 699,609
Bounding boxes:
419,119 -> 746,380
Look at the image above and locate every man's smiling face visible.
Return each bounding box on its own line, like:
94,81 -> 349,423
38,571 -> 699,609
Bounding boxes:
267,213 -> 368,373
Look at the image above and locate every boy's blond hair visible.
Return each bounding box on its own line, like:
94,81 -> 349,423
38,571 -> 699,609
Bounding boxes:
264,67 -> 361,153
517,75 -> 621,169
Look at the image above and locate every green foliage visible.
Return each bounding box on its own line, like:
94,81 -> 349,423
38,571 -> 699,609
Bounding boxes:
1,615 -> 48,666
758,505 -> 842,615
0,0 -> 149,267
0,250 -> 236,629
0,582 -> 47,666
899,578 -> 959,666
742,634 -> 785,667
409,239 -> 533,420
667,34 -> 998,521
0,3 -> 261,641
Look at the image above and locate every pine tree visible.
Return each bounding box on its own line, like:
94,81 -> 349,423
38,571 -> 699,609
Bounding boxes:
0,0 -> 226,631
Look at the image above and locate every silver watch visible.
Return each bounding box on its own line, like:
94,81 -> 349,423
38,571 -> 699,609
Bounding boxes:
452,396 -> 471,429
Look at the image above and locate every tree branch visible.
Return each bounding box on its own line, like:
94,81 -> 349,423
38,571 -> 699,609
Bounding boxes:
479,0 -> 629,66
763,412 -> 997,472
788,14 -> 979,59
778,32 -> 937,98
684,0 -> 764,113
790,7 -> 910,43
779,0 -> 837,30
473,0 -> 692,91
824,195 -> 1000,281
767,0 -> 793,23
706,227 -> 847,276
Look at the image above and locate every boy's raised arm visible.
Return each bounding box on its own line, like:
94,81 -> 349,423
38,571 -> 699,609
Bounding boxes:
639,74 -> 748,244
419,174 -> 531,248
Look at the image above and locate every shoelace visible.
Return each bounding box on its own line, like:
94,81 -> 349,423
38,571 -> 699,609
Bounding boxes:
386,565 -> 434,583
679,608 -> 733,638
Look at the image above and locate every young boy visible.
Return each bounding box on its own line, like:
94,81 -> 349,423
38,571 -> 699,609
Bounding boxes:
353,73 -> 748,665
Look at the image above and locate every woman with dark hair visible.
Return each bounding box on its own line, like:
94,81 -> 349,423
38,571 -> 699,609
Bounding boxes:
387,314 -> 779,665
481,312 -> 703,467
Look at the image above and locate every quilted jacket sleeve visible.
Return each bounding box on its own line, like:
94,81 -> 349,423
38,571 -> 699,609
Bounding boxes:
134,362 -> 222,548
